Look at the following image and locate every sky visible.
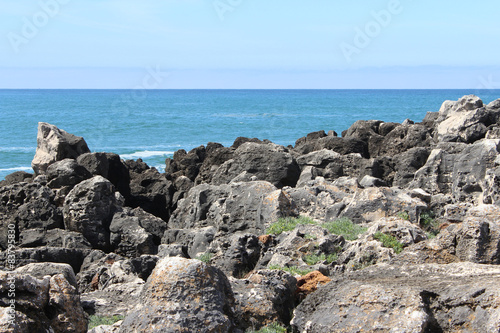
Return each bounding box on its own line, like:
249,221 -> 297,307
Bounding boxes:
0,0 -> 499,89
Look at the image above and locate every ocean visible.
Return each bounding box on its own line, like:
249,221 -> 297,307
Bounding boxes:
1,89 -> 500,181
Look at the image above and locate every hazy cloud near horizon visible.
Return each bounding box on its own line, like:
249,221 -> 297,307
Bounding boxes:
1,0 -> 499,88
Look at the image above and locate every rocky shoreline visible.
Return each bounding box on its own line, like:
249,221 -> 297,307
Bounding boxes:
1,94 -> 500,332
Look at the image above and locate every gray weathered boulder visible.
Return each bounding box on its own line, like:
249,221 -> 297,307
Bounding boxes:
0,270 -> 87,333
110,207 -> 167,257
118,257 -> 236,333
212,142 -> 300,188
434,95 -> 492,143
32,122 -> 90,175
63,176 -> 121,250
230,269 -> 297,331
291,262 -> 500,332
167,181 -> 296,236
0,246 -> 89,273
410,139 -> 499,204
341,186 -> 428,224
19,228 -> 91,249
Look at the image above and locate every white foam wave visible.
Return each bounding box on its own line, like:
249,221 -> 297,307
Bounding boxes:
0,167 -> 33,172
0,147 -> 36,152
120,151 -> 174,160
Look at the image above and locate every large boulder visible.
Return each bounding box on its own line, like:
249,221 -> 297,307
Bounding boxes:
0,247 -> 89,273
126,167 -> 173,221
63,176 -> 121,250
291,262 -> 500,332
212,142 -> 300,188
46,158 -> 92,189
118,257 -> 236,332
340,186 -> 428,224
0,181 -> 62,250
167,181 -> 296,237
434,95 -> 493,143
32,122 -> 90,175
230,269 -> 297,331
0,270 -> 87,333
19,228 -> 92,249
410,140 -> 499,204
110,207 -> 167,257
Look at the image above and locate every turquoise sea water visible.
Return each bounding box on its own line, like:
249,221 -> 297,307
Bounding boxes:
1,89 -> 500,181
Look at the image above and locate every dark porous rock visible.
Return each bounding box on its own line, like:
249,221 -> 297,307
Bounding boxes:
76,152 -> 131,197
165,145 -> 206,181
46,158 -> 92,189
0,181 -> 62,250
127,167 -> 173,221
392,147 -> 430,187
31,122 -> 90,175
372,123 -> 433,157
232,137 -> 265,149
119,257 -> 237,333
76,250 -> 125,293
195,145 -> 234,185
0,246 -> 89,273
212,142 -> 300,188
212,233 -> 261,278
19,228 -> 92,249
0,271 -> 88,333
110,207 -> 167,257
0,171 -> 33,186
63,176 -> 121,250
162,226 -> 216,259
230,269 -> 297,331
291,262 -> 500,333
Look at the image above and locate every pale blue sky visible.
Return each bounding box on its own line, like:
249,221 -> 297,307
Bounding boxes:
1,0 -> 499,88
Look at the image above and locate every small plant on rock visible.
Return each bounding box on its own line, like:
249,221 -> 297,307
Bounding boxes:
196,252 -> 213,263
322,217 -> 367,240
246,322 -> 288,333
266,216 -> 318,235
304,233 -> 317,240
373,232 -> 403,254
268,264 -> 313,276
397,211 -> 410,220
420,211 -> 440,237
88,315 -> 124,329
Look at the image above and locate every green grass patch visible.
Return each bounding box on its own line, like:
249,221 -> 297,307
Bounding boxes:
420,212 -> 440,237
373,232 -> 403,254
196,252 -> 213,263
268,264 -> 313,276
266,216 -> 318,235
397,211 -> 410,220
88,315 -> 124,329
322,217 -> 367,241
247,322 -> 288,333
304,233 -> 317,240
